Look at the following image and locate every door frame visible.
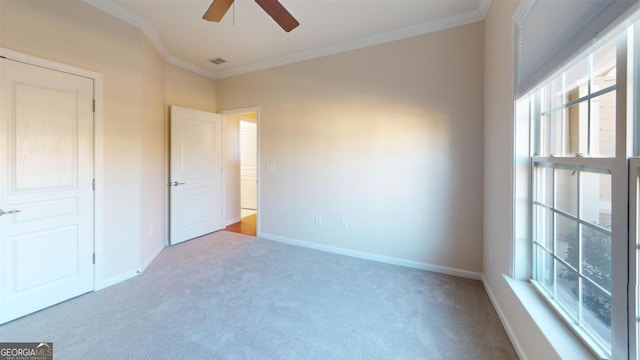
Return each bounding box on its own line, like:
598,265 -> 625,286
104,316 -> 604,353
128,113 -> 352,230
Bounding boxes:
0,48 -> 106,290
221,107 -> 261,236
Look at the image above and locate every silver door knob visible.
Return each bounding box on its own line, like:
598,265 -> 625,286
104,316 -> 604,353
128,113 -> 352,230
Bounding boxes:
172,181 -> 185,187
0,209 -> 21,216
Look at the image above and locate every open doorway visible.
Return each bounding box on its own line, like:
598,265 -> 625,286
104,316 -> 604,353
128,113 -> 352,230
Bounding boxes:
222,108 -> 259,236
240,115 -> 257,213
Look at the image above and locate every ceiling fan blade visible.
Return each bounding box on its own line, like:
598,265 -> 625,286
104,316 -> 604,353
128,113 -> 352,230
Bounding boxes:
203,0 -> 234,22
254,0 -> 300,32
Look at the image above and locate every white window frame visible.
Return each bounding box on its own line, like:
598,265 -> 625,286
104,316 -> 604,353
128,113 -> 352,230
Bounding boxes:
629,159 -> 640,359
629,20 -> 640,360
520,27 -> 635,359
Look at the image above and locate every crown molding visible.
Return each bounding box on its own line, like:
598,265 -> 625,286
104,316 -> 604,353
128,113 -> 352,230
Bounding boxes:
83,0 -> 168,59
478,0 -> 492,19
82,0 -> 146,28
141,22 -> 170,60
213,10 -> 483,79
82,0 -> 215,79
167,56 -> 217,79
84,0 -> 486,81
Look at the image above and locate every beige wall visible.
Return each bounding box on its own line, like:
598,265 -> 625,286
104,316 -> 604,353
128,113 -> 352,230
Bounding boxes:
217,22 -> 485,273
0,0 -> 216,285
165,64 -> 217,113
483,0 -> 518,293
140,36 -> 167,269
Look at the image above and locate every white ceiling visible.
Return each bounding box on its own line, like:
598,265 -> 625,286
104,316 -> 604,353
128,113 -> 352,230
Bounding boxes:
84,0 -> 490,79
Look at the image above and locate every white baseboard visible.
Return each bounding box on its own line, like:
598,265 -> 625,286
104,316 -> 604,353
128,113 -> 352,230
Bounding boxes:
481,275 -> 528,360
225,217 -> 241,226
258,232 -> 482,280
94,269 -> 140,291
140,244 -> 164,272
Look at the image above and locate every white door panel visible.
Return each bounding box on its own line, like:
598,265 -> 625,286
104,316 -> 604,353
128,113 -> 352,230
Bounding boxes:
0,58 -> 94,324
170,106 -> 223,245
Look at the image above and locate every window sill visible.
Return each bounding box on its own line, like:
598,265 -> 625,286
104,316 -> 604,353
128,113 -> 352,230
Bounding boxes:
502,274 -> 600,360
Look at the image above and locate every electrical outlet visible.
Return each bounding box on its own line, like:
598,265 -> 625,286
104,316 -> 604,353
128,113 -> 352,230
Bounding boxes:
266,163 -> 276,172
341,220 -> 348,229
315,216 -> 322,225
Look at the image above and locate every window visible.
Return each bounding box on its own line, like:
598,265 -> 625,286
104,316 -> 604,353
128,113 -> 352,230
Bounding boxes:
519,25 -> 638,358
533,166 -> 613,351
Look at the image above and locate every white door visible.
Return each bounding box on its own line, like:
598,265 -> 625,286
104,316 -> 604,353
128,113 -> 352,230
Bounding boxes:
169,106 -> 223,245
0,58 -> 94,324
240,120 -> 257,210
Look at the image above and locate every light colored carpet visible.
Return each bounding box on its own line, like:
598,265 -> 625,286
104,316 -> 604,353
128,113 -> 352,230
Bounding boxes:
0,231 -> 518,359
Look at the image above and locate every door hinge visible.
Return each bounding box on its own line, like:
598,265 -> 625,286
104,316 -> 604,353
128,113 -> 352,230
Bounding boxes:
92,179 -> 95,191
92,253 -> 96,264
92,99 -> 96,113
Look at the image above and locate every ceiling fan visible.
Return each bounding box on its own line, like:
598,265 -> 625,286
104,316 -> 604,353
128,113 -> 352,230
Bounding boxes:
203,0 -> 300,32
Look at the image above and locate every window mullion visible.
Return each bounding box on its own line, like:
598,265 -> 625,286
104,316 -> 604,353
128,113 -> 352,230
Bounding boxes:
578,170 -> 584,327
552,166 -> 558,301
587,55 -> 593,156
609,30 -> 630,360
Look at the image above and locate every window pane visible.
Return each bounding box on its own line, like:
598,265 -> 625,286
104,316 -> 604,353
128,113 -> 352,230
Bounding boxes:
582,225 -> 612,292
565,57 -> 589,96
550,76 -> 564,110
540,113 -> 551,156
541,83 -> 551,112
535,166 -> 553,206
555,168 -> 578,216
534,205 -> 553,250
592,38 -> 616,83
556,214 -> 578,269
590,90 -> 616,157
534,245 -> 554,295
582,280 -> 612,353
567,101 -> 589,155
590,37 -> 616,159
557,261 -> 579,320
550,109 -> 566,155
580,172 -> 612,228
